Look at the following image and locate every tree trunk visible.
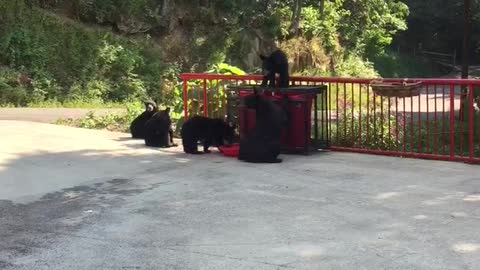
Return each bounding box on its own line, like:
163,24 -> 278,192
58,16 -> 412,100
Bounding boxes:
263,0 -> 271,12
319,0 -> 325,19
161,0 -> 170,16
460,0 -> 472,122
199,0 -> 209,8
461,0 -> 471,79
288,0 -> 303,38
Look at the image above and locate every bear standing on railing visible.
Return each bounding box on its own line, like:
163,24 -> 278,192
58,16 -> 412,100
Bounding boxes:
260,49 -> 289,88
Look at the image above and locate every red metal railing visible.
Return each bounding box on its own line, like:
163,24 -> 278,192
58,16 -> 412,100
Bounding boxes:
180,73 -> 480,164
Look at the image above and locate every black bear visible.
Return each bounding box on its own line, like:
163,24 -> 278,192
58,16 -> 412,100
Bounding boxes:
130,101 -> 158,139
181,116 -> 236,154
144,107 -> 177,148
238,91 -> 288,163
260,49 -> 289,88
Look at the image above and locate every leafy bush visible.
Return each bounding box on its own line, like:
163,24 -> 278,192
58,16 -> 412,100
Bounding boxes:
0,2 -> 170,106
330,99 -> 405,154
297,53 -> 379,79
332,108 -> 404,150
404,113 -> 480,157
0,68 -> 28,106
335,54 -> 379,78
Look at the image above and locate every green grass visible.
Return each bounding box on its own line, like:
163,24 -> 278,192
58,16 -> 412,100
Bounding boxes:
26,99 -> 128,109
54,101 -> 143,132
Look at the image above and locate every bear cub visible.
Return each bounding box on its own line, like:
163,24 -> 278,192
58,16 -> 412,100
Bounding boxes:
130,101 -> 157,139
260,49 -> 289,88
238,91 -> 288,163
181,116 -> 236,154
144,107 -> 177,148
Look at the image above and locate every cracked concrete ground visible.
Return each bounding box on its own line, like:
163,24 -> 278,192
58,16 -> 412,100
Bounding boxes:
1,120 -> 479,270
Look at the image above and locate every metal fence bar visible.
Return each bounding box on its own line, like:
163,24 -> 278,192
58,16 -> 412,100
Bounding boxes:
182,79 -> 189,120
468,85 -> 474,158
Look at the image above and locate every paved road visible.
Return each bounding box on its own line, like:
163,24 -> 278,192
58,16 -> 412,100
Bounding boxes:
1,121 -> 479,270
0,108 -> 125,123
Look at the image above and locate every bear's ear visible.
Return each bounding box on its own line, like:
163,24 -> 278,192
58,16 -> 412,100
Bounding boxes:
259,54 -> 267,61
146,102 -> 155,112
165,107 -> 171,114
145,100 -> 157,108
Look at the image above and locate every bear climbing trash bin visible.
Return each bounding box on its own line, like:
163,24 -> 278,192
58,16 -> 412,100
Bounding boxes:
237,90 -> 257,140
231,85 -> 328,155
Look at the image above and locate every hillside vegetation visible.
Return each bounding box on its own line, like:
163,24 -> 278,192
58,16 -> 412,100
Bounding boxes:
1,0 -> 478,108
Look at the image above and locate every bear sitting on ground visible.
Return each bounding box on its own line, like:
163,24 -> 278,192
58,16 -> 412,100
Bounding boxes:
130,101 -> 158,139
238,91 -> 288,163
260,49 -> 289,88
181,116 -> 236,154
144,107 -> 177,148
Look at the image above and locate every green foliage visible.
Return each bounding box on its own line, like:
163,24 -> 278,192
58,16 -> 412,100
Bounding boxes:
335,55 -> 379,78
171,63 -> 246,126
332,110 -> 403,150
27,99 -> 127,108
275,0 -> 409,59
0,0 -> 418,109
78,0 -> 161,26
207,63 -> 246,75
0,68 -> 28,106
404,114 -> 480,157
373,51 -> 444,78
299,2 -> 346,52
332,96 -> 403,150
339,0 -> 409,58
0,2 -> 169,106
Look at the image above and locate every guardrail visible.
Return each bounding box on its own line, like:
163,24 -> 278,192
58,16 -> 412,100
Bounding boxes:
180,73 -> 480,164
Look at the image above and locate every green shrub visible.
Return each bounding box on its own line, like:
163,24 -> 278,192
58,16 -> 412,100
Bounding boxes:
373,51 -> 443,78
331,94 -> 402,150
0,2 -> 170,106
0,68 -> 28,106
335,54 -> 379,78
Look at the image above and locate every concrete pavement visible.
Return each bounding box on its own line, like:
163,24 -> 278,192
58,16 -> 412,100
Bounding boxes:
0,120 -> 479,270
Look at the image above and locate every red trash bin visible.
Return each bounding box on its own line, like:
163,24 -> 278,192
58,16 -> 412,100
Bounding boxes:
282,93 -> 313,149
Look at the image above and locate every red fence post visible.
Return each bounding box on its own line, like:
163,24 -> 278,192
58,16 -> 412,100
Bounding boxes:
450,85 -> 455,157
428,84 -> 437,153
468,85 -> 474,159
183,78 -> 189,121
203,79 -> 208,117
